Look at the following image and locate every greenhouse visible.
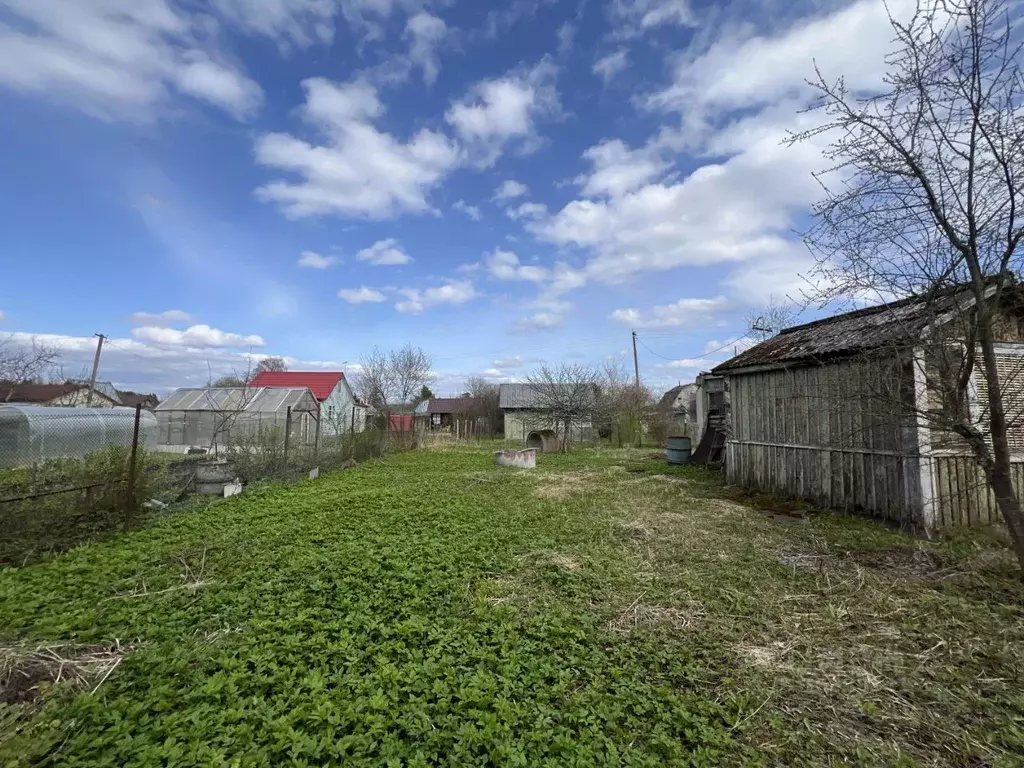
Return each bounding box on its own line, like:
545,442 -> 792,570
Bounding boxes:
154,387 -> 320,452
0,405 -> 158,468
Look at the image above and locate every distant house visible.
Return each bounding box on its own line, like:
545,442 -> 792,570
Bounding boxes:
0,382 -> 120,407
248,371 -> 365,435
414,397 -> 488,435
712,284 -> 1024,529
117,391 -> 160,410
499,383 -> 595,443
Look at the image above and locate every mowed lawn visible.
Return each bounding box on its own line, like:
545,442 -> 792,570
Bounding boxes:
2,446 -> 1023,766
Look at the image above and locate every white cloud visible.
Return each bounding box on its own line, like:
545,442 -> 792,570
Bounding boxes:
453,200 -> 482,220
657,357 -> 723,370
0,310 -> 5,321
557,22 -> 576,55
405,12 -> 448,85
357,238 -> 412,265
396,280 -> 477,313
255,77 -> 459,219
129,309 -> 192,327
0,0 -> 263,121
577,138 -> 671,198
611,0 -> 695,31
446,60 -> 560,165
131,324 -> 266,348
173,52 -> 263,118
610,296 -> 729,328
493,180 -> 529,201
485,249 -> 549,282
506,202 -> 548,221
514,312 -> 562,332
593,50 -> 629,82
493,355 -> 527,368
298,250 -> 338,269
211,0 -> 337,47
338,286 -> 387,303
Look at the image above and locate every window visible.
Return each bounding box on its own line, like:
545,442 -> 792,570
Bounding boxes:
327,406 -> 335,418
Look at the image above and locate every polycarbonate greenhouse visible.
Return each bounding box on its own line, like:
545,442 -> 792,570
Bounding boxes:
0,405 -> 158,468
154,387 -> 319,451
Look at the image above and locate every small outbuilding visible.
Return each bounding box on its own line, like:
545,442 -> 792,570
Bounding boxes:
713,285 -> 1024,529
154,387 -> 320,452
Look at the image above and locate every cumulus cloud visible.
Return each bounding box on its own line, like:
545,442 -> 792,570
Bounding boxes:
593,50 -> 629,82
610,296 -> 729,329
357,238 -> 413,265
0,0 -> 263,121
338,286 -> 387,303
396,280 -> 477,313
453,200 -> 482,220
485,249 -> 549,282
493,355 -> 528,368
577,138 -> 671,198
131,324 -> 265,348
514,312 -> 562,332
298,250 -> 338,269
446,60 -> 560,165
506,202 -> 548,221
255,77 -> 459,219
405,11 -> 448,85
129,310 -> 192,327
493,180 -> 529,201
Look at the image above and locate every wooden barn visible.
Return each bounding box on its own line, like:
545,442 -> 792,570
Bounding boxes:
713,286 -> 1024,529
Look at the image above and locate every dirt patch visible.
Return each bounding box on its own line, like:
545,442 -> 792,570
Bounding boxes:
1,641 -> 133,707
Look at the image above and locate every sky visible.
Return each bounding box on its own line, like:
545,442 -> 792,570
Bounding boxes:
0,0 -> 913,396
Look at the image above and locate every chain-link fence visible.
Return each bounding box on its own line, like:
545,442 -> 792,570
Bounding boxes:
1,405 -> 153,566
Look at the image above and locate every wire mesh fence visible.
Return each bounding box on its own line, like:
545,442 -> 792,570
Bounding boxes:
1,402 -> 406,566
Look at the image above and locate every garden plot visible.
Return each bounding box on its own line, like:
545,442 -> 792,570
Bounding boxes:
1,445 -> 1021,766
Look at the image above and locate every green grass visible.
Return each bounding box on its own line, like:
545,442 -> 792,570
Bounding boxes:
1,445 -> 1022,766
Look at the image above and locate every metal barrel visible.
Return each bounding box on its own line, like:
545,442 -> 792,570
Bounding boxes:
666,436 -> 692,465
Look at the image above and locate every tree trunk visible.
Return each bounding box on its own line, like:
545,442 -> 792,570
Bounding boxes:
977,314 -> 1024,569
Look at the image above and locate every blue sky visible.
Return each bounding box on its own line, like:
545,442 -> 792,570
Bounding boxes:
0,0 -> 909,395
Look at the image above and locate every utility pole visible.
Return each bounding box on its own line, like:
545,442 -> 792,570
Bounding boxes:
85,333 -> 106,407
631,330 -> 640,388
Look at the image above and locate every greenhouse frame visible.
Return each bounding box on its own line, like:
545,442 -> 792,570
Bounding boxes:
0,405 -> 158,468
154,387 -> 320,452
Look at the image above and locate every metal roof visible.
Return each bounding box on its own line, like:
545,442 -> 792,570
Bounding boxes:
426,397 -> 482,414
155,387 -> 318,414
712,284 -> 1018,373
248,371 -> 345,401
499,383 -> 596,409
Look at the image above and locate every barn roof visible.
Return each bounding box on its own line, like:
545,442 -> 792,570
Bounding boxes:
498,382 -> 597,409
248,371 -> 344,401
713,284 -> 1018,374
425,397 -> 481,414
0,382 -> 117,404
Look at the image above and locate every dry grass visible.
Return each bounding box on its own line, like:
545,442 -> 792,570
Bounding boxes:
532,471 -> 595,500
0,640 -> 133,707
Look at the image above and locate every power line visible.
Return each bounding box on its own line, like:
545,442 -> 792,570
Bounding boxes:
634,332 -> 752,363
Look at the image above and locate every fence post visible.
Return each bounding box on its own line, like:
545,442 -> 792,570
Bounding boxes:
283,406 -> 292,474
127,404 -> 142,528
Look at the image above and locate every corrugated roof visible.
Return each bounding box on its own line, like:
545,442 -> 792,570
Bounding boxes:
248,371 -> 344,401
0,382 -> 119,404
712,285 -> 1014,373
427,397 -> 481,414
499,383 -> 596,409
155,387 -> 318,413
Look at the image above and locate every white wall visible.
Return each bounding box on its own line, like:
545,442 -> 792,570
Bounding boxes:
321,380 -> 364,435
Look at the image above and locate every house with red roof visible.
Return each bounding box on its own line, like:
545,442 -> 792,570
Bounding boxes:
248,371 -> 365,435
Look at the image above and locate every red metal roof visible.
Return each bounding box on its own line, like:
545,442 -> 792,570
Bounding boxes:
248,371 -> 344,401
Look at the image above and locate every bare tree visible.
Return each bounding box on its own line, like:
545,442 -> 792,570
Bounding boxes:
524,363 -> 598,451
594,362 -> 654,447
464,376 -> 502,435
353,345 -> 433,420
746,297 -> 800,342
0,335 -> 61,400
255,356 -> 288,375
791,0 -> 1024,565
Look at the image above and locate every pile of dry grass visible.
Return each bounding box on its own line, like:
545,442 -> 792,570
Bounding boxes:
1,640 -> 133,707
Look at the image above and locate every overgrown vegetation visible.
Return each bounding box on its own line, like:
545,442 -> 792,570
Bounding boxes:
1,445 -> 1021,765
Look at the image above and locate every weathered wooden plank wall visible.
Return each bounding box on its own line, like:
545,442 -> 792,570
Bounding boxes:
727,358 -> 921,525
932,456 -> 1024,526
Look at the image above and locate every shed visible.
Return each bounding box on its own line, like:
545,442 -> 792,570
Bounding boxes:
248,371 -> 365,435
0,404 -> 157,468
499,383 -> 595,444
415,397 -> 488,435
154,387 -> 319,452
713,285 -> 1024,529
